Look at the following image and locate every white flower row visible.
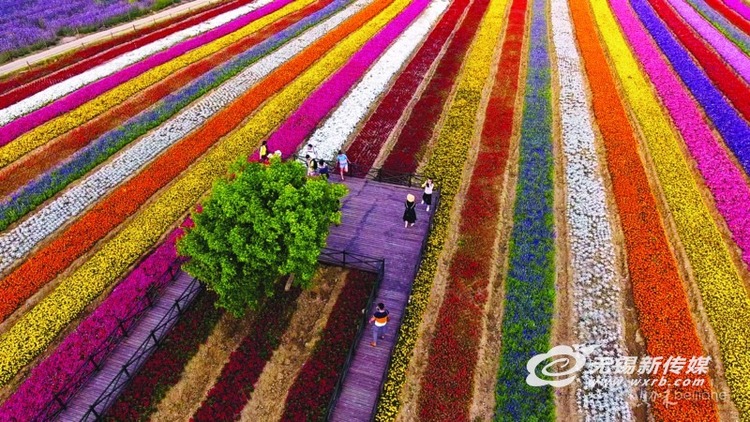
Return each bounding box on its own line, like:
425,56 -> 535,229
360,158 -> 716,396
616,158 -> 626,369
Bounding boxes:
0,0 -> 373,272
550,0 -> 633,419
302,0 -> 448,160
0,0 -> 274,126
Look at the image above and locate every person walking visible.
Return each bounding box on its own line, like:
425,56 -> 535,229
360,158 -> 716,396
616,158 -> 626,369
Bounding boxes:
317,159 -> 329,180
403,194 -> 417,228
336,150 -> 350,180
370,303 -> 389,346
421,178 -> 434,212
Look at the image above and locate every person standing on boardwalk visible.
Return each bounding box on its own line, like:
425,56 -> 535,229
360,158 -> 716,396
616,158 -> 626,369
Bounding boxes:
305,154 -> 317,176
421,178 -> 434,212
370,303 -> 389,347
336,150 -> 350,181
403,194 -> 417,228
305,143 -> 318,160
317,159 -> 329,180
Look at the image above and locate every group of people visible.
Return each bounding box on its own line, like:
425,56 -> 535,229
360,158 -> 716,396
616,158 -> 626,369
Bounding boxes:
302,144 -> 351,181
402,178 -> 434,228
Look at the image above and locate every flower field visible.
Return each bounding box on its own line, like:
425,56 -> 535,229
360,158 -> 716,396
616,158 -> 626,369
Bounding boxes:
1,0 -> 750,420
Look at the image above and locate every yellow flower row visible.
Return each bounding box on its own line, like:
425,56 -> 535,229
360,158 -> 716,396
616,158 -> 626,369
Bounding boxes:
0,0 -> 411,385
592,1 -> 750,417
0,0 -> 316,168
374,0 -> 509,419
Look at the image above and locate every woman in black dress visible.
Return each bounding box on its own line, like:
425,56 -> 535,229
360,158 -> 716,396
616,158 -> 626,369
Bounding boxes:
403,194 -> 417,228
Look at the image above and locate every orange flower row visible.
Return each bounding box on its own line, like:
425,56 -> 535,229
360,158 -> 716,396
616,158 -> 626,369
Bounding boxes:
0,0 -> 394,322
568,0 -> 717,419
0,0 -> 329,197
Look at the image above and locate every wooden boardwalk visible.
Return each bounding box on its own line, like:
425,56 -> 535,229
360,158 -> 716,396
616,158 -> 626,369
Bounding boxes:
328,177 -> 433,421
58,271 -> 199,421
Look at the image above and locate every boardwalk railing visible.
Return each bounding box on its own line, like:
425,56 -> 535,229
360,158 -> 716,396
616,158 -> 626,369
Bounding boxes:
31,262 -> 181,422
79,275 -> 203,421
369,189 -> 441,420
290,154 -> 429,188
318,248 -> 385,421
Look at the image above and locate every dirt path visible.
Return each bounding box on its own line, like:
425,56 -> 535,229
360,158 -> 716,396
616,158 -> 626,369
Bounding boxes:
0,0 -> 224,78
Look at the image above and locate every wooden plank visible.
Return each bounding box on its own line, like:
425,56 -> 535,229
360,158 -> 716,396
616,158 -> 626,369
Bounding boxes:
327,178 -> 432,422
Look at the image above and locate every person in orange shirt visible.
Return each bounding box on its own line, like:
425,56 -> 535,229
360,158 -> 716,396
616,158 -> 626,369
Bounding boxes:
370,303 -> 389,347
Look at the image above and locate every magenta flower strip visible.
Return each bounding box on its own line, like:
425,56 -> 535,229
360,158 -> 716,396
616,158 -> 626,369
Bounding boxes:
611,0 -> 750,266
0,228 -> 185,420
0,0 -> 292,146
666,0 -> 750,83
721,0 -> 750,22
261,0 -> 430,157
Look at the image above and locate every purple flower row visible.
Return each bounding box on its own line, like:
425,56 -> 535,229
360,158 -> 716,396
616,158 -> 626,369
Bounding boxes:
0,0 -> 292,146
260,0 -> 430,157
666,0 -> 750,82
0,228 -> 185,420
625,0 -> 750,265
685,0 -> 750,55
0,0 -> 154,55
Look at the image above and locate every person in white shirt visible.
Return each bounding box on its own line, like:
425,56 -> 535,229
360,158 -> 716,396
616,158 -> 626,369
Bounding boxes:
421,178 -> 434,212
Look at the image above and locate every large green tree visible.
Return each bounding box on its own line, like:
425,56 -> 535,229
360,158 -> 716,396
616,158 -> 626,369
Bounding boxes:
177,157 -> 347,316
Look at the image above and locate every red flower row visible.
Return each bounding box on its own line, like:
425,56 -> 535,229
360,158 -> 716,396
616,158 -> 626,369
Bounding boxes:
378,0 -> 491,174
344,0 -> 470,171
647,0 -> 750,122
0,0 -> 328,198
280,269 -> 377,421
417,0 -> 527,418
0,0 -> 254,109
104,290 -> 223,421
191,287 -> 302,421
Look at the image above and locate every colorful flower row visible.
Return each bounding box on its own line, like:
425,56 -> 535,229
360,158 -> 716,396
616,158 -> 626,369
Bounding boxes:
0,0 -> 255,109
666,0 -> 750,82
0,0 -> 162,59
374,0 -> 509,417
379,0 -> 492,174
0,0 -> 278,133
619,0 -> 750,292
643,0 -> 750,122
627,0 -> 750,264
570,0 -> 717,418
104,288 -> 223,421
0,0 -> 374,327
0,0 -> 295,164
0,0 -> 345,242
302,0 -> 449,160
192,286 -> 302,421
0,0 -> 406,386
416,0 -> 521,417
343,0 -> 470,171
685,0 -> 750,56
723,0 -> 750,20
550,0 -> 631,417
280,269 -> 377,421
702,0 -> 750,34
0,0 -> 331,199
494,0 -> 556,418
263,0 -> 433,156
0,229 -> 184,418
596,0 -> 750,415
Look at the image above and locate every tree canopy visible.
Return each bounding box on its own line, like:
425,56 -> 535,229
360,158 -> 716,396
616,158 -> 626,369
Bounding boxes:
177,156 -> 348,316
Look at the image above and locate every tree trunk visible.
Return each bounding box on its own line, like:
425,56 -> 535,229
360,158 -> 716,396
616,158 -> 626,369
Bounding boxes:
284,273 -> 295,291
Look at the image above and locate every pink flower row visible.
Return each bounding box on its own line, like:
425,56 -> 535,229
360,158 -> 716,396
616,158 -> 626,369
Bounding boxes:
666,0 -> 750,83
259,0 -> 430,157
0,227 -> 186,420
611,0 -> 750,266
0,0 -> 291,146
